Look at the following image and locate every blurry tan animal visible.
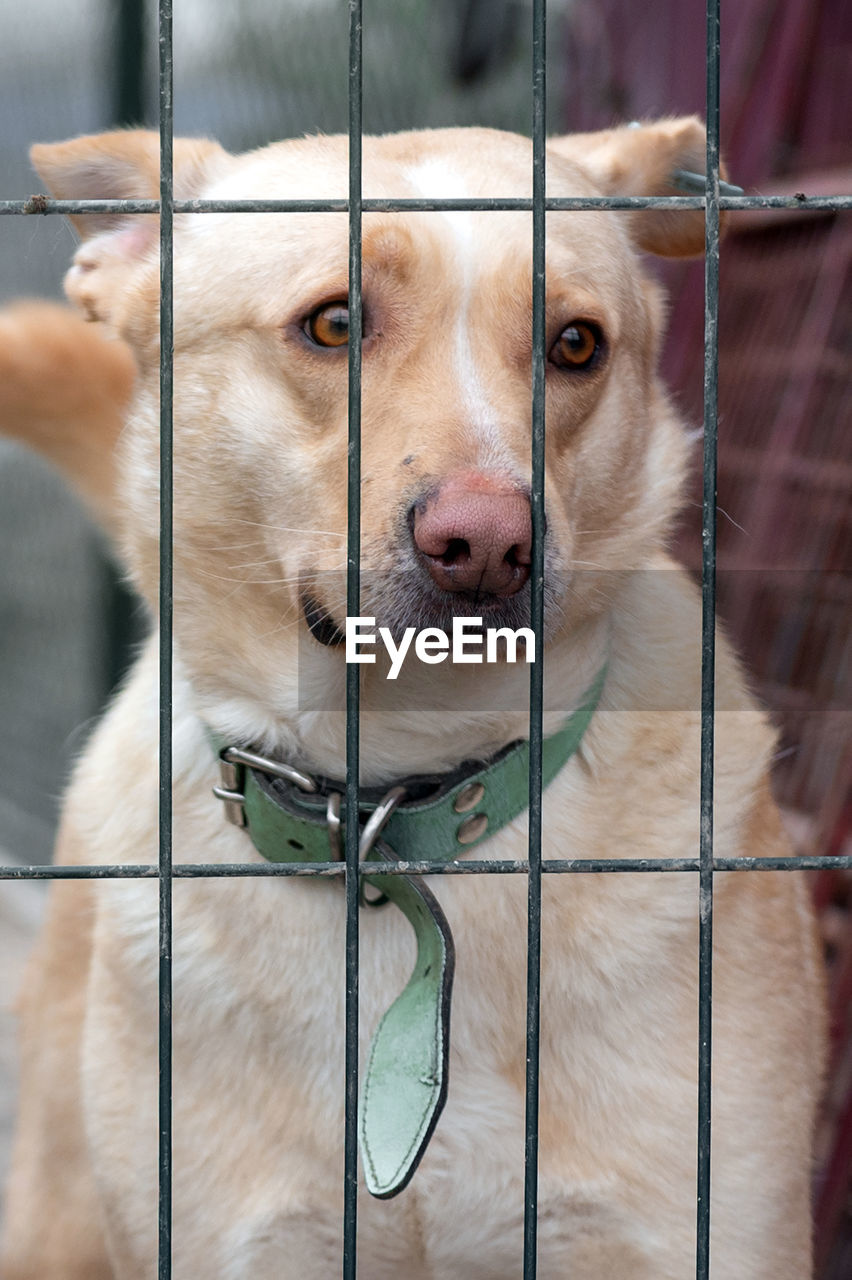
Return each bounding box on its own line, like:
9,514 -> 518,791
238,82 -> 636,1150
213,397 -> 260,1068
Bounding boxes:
0,118 -> 825,1278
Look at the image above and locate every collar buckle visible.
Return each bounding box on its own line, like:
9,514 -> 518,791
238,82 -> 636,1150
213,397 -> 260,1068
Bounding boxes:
213,745 -> 318,828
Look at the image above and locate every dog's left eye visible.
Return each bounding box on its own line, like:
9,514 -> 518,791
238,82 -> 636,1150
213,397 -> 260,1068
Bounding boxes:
550,321 -> 602,370
305,303 -> 350,348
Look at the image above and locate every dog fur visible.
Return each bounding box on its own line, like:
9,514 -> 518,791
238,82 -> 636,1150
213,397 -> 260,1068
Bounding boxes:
0,118 -> 826,1278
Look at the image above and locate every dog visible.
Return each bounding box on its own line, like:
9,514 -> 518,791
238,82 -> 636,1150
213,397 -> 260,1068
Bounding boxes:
0,118 -> 826,1278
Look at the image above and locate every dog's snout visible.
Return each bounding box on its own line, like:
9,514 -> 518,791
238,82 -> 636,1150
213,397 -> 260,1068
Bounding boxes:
412,472 -> 532,598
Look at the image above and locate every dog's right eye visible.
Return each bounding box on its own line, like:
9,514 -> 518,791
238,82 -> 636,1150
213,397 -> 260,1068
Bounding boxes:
305,303 -> 349,348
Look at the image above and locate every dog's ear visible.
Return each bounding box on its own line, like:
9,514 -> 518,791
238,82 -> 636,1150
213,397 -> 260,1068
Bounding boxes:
31,131 -> 228,323
548,117 -> 726,258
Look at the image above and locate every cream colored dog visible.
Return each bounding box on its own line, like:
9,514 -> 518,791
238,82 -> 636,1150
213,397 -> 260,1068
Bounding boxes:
0,119 -> 826,1278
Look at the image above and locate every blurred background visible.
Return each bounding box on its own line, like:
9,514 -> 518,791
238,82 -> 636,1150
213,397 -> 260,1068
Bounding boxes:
0,0 -> 848,1271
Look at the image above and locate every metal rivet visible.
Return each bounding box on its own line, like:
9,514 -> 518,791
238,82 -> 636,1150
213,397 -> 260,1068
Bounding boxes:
453,782 -> 485,813
457,813 -> 488,845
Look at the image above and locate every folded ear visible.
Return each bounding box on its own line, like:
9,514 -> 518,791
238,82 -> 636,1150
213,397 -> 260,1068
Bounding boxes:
31,131 -> 228,323
548,117 -> 726,258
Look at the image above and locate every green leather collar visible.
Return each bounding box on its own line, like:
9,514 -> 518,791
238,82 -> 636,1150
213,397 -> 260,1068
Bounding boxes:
209,664 -> 605,1196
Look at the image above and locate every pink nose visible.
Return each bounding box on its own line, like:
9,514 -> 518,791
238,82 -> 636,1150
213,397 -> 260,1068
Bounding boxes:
412,472 -> 532,597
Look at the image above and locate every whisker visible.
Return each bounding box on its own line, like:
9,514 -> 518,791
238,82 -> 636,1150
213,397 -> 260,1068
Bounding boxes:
201,539 -> 271,553
718,505 -> 749,535
194,568 -> 304,587
230,517 -> 346,539
253,615 -> 305,641
232,556 -> 348,573
684,501 -> 750,535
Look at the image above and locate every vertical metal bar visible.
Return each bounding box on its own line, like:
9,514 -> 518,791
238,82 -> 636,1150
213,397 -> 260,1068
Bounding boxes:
697,0 -> 721,1273
343,1 -> 363,1276
114,0 -> 148,124
157,1 -> 174,1276
523,0 -> 546,1275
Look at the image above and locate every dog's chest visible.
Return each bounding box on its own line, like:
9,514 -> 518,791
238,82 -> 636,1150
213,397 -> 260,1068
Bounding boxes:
156,877 -> 558,1274
89,745 -> 695,1277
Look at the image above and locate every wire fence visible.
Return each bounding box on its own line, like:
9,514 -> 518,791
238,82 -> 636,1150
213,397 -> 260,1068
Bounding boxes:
1,1 -> 851,1277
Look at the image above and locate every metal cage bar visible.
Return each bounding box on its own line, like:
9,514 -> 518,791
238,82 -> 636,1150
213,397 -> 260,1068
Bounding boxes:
4,853 -> 852,881
157,1 -> 175,1275
4,195 -> 852,215
344,1 -> 363,1273
696,0 -> 721,1271
522,0 -> 548,1275
2,2 -> 851,1278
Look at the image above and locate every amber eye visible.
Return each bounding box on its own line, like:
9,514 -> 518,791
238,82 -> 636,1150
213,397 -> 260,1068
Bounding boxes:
305,302 -> 349,348
550,321 -> 602,370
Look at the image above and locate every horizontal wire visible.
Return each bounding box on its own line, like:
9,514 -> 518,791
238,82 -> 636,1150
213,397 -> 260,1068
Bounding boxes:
1,195 -> 850,216
2,855 -> 850,879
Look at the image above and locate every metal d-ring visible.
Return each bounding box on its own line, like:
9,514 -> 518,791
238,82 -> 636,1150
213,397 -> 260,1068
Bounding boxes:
358,785 -> 407,908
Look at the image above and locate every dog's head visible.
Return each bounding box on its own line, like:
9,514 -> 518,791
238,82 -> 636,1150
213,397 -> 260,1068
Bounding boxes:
32,120 -> 712,750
